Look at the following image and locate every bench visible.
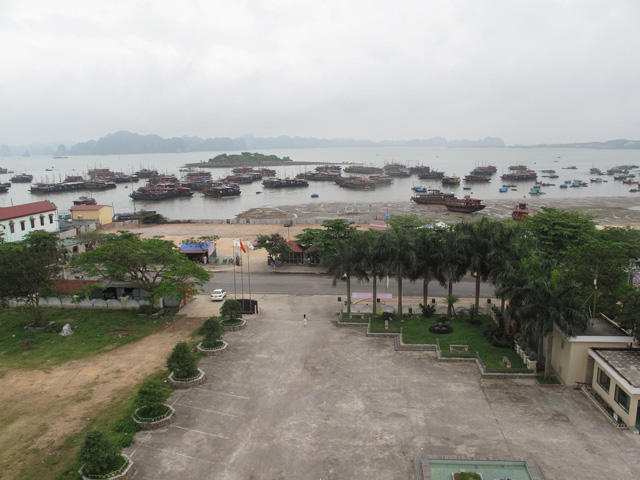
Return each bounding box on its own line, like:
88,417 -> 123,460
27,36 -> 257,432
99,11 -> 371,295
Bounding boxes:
503,356 -> 512,368
449,344 -> 469,352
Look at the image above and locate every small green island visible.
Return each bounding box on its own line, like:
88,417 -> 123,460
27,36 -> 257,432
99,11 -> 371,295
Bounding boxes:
185,151 -> 317,168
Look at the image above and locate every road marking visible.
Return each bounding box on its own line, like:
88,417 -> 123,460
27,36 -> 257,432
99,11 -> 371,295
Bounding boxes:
174,402 -> 242,418
195,387 -> 250,400
171,424 -> 231,439
134,443 -> 223,464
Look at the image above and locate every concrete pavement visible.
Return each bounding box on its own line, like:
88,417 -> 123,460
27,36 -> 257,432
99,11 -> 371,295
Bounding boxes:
126,294 -> 640,479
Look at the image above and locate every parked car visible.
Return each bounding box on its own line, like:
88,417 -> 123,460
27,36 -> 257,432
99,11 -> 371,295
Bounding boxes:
211,289 -> 226,301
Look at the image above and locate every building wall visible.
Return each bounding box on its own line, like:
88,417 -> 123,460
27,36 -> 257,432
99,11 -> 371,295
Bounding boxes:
591,359 -> 639,427
551,328 -> 631,385
71,206 -> 112,226
0,211 -> 59,242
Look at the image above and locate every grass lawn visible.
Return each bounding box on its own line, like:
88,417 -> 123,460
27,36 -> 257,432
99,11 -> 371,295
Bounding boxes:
339,313 -> 369,323
369,316 -> 402,333
0,307 -> 173,375
401,315 -> 526,369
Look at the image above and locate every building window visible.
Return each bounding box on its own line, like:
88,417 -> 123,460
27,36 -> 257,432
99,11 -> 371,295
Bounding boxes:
20,220 -> 26,231
9,222 -> 15,234
614,385 -> 630,413
597,368 -> 611,393
40,215 -> 45,226
49,214 -> 54,224
30,217 -> 35,228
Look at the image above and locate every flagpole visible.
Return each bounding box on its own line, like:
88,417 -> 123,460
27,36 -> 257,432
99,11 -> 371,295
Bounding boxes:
233,241 -> 237,299
240,241 -> 245,301
247,242 -> 252,301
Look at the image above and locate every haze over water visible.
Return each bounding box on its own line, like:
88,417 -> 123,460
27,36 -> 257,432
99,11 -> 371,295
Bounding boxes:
1,147 -> 639,220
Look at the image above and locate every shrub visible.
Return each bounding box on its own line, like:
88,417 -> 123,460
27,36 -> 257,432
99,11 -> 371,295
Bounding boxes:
199,317 -> 223,348
138,304 -> 161,315
429,316 -> 453,334
135,378 -> 172,418
528,352 -> 538,361
43,321 -> 63,333
220,299 -> 242,322
167,342 -> 199,380
77,430 -> 123,476
112,417 -> 139,448
380,311 -> 394,322
418,303 -> 436,317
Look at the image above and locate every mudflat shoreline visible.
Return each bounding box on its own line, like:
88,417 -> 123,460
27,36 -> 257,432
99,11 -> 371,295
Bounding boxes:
235,195 -> 640,226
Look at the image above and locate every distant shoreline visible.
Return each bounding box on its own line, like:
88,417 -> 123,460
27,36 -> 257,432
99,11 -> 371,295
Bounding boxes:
182,161 -> 330,168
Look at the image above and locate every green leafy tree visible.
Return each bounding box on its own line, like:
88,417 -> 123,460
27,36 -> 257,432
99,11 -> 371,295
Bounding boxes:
411,227 -> 446,308
388,214 -> 423,230
0,231 -> 62,325
361,230 -> 387,314
439,227 -> 467,315
139,210 -> 168,224
77,430 -> 122,476
220,299 -> 242,323
526,207 -> 596,259
167,342 -> 199,379
445,294 -> 460,318
199,317 -> 224,348
70,232 -> 211,306
295,219 -> 358,262
618,290 -> 640,341
253,233 -> 292,260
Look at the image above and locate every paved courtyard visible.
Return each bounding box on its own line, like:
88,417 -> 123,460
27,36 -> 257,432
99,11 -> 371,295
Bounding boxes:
126,295 -> 640,479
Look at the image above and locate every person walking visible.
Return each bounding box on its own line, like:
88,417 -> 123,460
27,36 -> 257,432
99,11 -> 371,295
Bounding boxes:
303,314 -> 307,327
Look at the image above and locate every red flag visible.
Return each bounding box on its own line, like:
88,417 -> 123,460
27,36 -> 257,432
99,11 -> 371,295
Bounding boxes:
240,240 -> 247,253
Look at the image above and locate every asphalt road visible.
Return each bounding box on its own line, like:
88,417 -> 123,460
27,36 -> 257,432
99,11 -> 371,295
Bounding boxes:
204,270 -> 495,300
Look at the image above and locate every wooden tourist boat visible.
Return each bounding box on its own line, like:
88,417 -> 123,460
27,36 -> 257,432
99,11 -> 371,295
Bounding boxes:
410,188 -> 455,205
512,201 -> 529,221
444,195 -> 486,213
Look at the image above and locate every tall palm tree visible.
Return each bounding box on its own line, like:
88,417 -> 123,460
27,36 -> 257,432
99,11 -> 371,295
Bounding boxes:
378,226 -> 417,315
512,268 -> 588,378
360,230 -> 387,314
411,227 -> 446,308
439,226 -> 467,315
457,217 -> 504,312
324,232 -> 369,316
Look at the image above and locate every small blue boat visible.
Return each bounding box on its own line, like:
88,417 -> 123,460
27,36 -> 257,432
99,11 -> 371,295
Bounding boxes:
499,186 -> 509,193
560,184 -> 568,189
311,193 -> 319,198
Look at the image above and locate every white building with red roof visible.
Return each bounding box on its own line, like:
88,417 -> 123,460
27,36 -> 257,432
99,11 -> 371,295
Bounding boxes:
0,200 -> 59,242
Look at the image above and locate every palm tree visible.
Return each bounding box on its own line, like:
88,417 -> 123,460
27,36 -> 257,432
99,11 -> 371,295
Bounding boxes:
445,294 -> 459,318
360,230 -> 387,314
458,217 -> 504,312
439,226 -> 467,315
378,226 -> 417,315
324,232 -> 369,316
512,268 -> 588,378
411,227 -> 446,308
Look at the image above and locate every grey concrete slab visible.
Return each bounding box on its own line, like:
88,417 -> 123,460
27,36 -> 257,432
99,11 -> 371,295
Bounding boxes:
126,294 -> 640,480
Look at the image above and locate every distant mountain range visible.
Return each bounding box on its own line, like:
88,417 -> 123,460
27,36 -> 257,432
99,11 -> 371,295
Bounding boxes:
1,132 -> 639,157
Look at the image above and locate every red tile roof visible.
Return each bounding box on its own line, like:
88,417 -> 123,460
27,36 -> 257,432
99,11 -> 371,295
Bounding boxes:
0,201 -> 57,221
70,205 -> 110,211
287,240 -> 305,253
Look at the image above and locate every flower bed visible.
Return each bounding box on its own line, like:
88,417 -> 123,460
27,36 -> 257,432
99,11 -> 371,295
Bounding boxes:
80,454 -> 135,480
197,340 -> 228,356
222,319 -> 246,331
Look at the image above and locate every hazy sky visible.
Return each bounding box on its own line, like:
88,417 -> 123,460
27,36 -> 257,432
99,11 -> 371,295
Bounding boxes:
1,0 -> 639,145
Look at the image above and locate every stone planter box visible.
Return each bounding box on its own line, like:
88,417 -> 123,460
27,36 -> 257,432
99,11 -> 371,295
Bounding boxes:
222,319 -> 246,331
131,404 -> 175,430
168,368 -> 206,389
80,454 -> 135,480
527,359 -> 537,370
515,344 -> 522,355
197,340 -> 228,356
138,309 -> 164,319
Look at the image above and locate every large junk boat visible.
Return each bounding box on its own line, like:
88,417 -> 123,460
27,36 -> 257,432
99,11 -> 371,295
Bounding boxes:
338,176 -> 376,189
10,173 -> 33,183
0,183 -> 9,193
202,182 -> 241,198
464,174 -> 491,183
418,170 -> 445,179
442,175 -> 461,186
500,170 -> 537,181
30,181 -> 86,193
262,178 -> 309,188
129,183 -> 193,201
410,188 -> 455,205
444,195 -> 486,213
343,165 -> 383,174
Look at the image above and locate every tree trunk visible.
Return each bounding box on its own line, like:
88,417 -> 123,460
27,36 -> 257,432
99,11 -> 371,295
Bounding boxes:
29,294 -> 43,327
475,275 -> 481,312
500,296 -> 505,314
346,275 -> 352,315
447,279 -> 453,315
423,277 -> 429,307
372,274 -> 378,315
397,274 -> 403,316
537,327 -> 544,367
544,333 -> 554,379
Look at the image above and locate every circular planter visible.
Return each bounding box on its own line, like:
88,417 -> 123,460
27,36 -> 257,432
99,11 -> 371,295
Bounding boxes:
131,404 -> 176,430
197,340 -> 228,356
168,368 -> 206,389
222,319 -> 246,331
80,454 -> 135,480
